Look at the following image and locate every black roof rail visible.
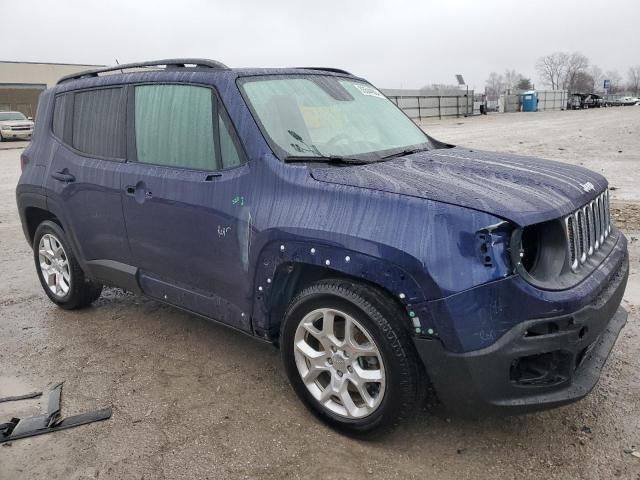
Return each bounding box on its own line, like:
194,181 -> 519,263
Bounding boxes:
57,58 -> 229,85
296,67 -> 353,76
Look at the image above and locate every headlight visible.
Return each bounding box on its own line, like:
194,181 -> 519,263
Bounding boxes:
0,125 -> 11,131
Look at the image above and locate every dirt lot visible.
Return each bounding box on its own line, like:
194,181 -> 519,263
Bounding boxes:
1,109 -> 639,479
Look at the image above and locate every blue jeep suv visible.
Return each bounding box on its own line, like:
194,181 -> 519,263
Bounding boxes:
16,59 -> 629,433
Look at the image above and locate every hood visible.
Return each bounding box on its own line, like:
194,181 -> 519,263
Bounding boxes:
310,147 -> 608,226
0,120 -> 34,127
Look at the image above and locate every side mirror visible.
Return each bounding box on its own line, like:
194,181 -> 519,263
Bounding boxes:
28,117 -> 33,121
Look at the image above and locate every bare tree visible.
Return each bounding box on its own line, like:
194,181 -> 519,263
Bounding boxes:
589,65 -> 604,92
572,71 -> 595,93
503,69 -> 524,92
536,52 -> 567,90
484,72 -> 504,101
628,66 -> 640,96
420,84 -> 462,94
605,70 -> 623,94
563,53 -> 590,92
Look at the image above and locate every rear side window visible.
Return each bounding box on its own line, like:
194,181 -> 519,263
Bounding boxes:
135,85 -> 217,170
72,88 -> 126,158
52,94 -> 68,139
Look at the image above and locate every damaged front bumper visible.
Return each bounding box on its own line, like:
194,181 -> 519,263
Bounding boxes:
413,251 -> 629,416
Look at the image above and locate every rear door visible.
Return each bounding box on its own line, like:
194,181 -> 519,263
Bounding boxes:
44,87 -> 132,269
121,83 -> 251,329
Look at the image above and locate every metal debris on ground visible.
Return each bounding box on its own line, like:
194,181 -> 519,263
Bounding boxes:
0,382 -> 112,443
0,391 -> 42,403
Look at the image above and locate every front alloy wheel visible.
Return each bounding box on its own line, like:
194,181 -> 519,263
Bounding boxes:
281,279 -> 425,434
294,308 -> 386,419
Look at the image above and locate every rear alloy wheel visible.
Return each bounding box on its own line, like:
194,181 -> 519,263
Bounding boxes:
33,220 -> 103,309
38,233 -> 71,298
281,279 -> 425,434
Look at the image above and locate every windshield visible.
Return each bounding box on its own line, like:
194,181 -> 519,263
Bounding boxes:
0,112 -> 27,121
240,75 -> 431,161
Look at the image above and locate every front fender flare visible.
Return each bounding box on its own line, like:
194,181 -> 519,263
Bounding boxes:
250,239 -> 430,339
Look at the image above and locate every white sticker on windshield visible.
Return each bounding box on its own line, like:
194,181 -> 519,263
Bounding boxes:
353,84 -> 385,99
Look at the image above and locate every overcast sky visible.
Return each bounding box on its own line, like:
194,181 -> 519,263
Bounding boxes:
2,0 -> 638,90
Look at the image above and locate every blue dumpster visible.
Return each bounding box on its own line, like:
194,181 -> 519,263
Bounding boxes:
522,91 -> 538,112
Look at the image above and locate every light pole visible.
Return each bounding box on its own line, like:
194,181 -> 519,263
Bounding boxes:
455,74 -> 468,117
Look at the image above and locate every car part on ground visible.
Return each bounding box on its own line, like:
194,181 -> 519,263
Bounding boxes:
0,383 -> 112,444
0,391 -> 42,403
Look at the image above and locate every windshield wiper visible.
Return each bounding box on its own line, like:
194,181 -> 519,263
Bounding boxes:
380,147 -> 429,160
284,155 -> 368,165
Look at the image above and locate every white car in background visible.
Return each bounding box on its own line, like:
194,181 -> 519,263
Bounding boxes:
619,96 -> 640,106
0,111 -> 34,141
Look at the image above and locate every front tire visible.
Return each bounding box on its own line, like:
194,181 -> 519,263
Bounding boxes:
33,220 -> 103,309
281,279 -> 425,434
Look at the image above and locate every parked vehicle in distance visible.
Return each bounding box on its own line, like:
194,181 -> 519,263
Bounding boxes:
0,111 -> 34,141
568,93 -> 602,109
619,96 -> 640,106
16,59 -> 629,434
604,95 -> 640,106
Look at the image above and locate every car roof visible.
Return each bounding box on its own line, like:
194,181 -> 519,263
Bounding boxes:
56,59 -> 359,88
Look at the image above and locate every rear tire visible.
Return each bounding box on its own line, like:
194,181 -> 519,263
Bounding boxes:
33,220 -> 103,309
281,279 -> 425,435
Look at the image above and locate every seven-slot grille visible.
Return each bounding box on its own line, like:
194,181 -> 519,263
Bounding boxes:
564,190 -> 611,271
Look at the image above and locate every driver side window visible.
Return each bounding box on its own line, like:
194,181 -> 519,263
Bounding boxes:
134,84 -> 245,170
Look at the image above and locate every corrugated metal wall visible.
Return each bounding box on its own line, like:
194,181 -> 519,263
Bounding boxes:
536,90 -> 568,111
382,89 -> 475,119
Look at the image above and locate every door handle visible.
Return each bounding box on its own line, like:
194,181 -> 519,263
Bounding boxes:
51,170 -> 75,183
126,182 -> 152,203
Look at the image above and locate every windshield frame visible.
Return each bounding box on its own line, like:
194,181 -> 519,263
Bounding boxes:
236,74 -> 433,163
0,111 -> 28,121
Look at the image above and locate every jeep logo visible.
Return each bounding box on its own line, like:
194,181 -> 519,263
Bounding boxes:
581,181 -> 595,193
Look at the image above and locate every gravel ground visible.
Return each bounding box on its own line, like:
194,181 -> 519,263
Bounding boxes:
1,109 -> 639,479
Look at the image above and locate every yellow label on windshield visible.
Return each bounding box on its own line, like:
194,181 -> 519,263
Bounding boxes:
301,106 -> 345,129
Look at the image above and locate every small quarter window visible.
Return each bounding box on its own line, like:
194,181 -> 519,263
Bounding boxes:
52,94 -> 68,139
135,85 -> 217,170
219,114 -> 243,169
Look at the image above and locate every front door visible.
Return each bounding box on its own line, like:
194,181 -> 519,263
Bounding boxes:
121,83 -> 251,329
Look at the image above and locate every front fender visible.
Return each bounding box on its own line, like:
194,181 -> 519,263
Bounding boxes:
249,238 -> 431,339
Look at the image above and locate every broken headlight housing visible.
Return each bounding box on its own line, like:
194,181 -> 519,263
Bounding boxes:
512,219 -> 567,280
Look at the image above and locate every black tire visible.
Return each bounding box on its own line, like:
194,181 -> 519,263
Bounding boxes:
33,220 -> 103,309
281,279 -> 426,435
